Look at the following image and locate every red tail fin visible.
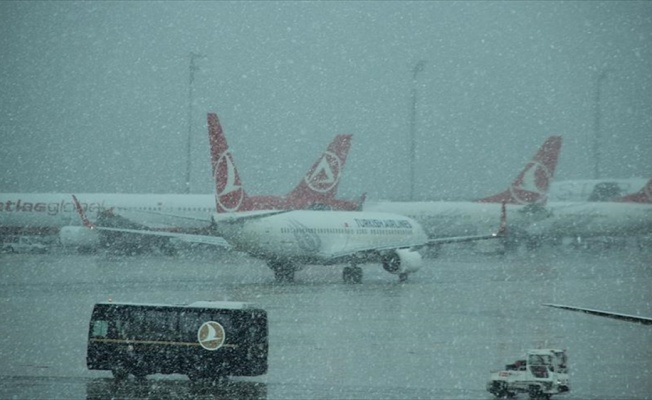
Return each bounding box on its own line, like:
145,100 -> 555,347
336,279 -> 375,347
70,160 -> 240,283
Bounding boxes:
477,136 -> 562,205
616,177 -> 652,203
286,134 -> 353,203
207,113 -> 248,213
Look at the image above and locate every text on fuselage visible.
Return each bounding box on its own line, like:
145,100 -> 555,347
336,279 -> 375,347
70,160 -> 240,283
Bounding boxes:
0,199 -> 106,216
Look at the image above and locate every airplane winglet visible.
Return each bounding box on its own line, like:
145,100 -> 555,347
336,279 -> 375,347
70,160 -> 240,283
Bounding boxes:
497,201 -> 508,237
358,192 -> 367,211
72,195 -> 95,229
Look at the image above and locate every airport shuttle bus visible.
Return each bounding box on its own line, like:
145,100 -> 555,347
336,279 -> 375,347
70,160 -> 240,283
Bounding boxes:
87,301 -> 268,381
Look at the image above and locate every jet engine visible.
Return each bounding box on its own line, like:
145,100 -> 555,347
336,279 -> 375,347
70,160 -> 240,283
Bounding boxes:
59,226 -> 100,250
382,249 -> 422,275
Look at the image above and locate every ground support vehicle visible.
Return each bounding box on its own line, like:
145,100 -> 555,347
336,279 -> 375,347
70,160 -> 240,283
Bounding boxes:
1,236 -> 48,253
87,301 -> 268,382
487,349 -> 569,399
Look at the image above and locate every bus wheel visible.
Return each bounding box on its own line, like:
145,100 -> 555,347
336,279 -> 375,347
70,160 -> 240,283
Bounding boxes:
112,367 -> 128,381
187,368 -> 208,383
133,371 -> 147,381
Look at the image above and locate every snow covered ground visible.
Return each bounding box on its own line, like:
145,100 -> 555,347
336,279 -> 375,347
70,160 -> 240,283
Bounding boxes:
1,244 -> 650,399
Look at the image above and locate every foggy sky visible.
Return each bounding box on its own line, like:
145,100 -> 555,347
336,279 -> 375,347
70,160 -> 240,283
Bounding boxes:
1,1 -> 651,201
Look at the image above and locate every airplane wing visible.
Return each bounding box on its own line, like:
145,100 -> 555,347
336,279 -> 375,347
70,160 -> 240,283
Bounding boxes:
82,226 -> 231,248
322,201 -> 507,260
71,195 -> 230,248
114,209 -> 212,224
544,303 -> 652,326
426,232 -> 503,246
212,209 -> 290,223
319,242 -> 424,264
425,201 -> 507,246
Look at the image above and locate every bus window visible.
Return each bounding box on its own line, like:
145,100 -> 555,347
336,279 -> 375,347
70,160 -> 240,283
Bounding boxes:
91,320 -> 108,338
143,309 -> 177,341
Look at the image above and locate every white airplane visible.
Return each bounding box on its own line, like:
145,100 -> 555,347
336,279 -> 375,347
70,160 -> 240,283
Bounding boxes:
0,193 -> 219,251
548,178 -> 648,202
71,113 -> 508,282
72,194 -> 506,283
526,179 -> 652,242
0,125 -> 358,251
364,136 -> 562,249
544,304 -> 652,326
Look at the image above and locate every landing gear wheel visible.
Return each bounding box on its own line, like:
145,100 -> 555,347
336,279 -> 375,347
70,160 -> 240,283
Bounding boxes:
490,381 -> 514,398
398,273 -> 408,282
528,385 -> 550,400
275,268 -> 294,283
343,266 -> 363,283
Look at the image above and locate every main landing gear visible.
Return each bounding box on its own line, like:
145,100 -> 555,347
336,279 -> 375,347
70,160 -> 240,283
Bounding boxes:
268,261 -> 296,283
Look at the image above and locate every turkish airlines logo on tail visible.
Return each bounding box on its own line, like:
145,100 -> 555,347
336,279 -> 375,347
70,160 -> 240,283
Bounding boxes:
509,161 -> 552,204
215,151 -> 244,212
304,151 -> 342,193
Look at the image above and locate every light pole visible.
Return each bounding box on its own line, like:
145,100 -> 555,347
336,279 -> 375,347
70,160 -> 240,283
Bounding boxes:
592,68 -> 612,180
184,52 -> 206,194
409,60 -> 426,201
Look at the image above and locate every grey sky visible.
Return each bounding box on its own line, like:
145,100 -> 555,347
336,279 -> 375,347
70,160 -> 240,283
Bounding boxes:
1,1 -> 650,200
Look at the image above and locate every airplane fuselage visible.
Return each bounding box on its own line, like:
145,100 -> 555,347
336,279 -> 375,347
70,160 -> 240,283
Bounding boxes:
529,201 -> 652,238
364,199 -> 652,242
0,193 -> 215,235
213,210 -> 428,264
363,201 -> 533,238
548,178 -> 647,202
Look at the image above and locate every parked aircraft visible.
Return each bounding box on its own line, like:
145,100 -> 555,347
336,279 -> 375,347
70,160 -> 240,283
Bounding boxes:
548,178 -> 648,202
0,123 -> 358,251
71,116 -> 507,282
523,178 -> 652,244
544,304 -> 652,326
363,136 -> 562,249
207,112 -> 362,213
525,199 -> 652,243
72,195 -> 506,283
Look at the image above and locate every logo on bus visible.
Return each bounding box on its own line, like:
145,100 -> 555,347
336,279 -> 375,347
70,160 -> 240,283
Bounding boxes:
197,321 -> 225,351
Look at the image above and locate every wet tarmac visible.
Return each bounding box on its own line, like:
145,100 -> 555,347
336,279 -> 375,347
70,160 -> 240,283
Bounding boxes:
1,244 -> 651,399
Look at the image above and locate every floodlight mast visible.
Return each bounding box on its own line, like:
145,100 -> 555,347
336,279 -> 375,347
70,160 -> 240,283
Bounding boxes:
592,68 -> 612,180
184,52 -> 206,194
409,60 -> 426,201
